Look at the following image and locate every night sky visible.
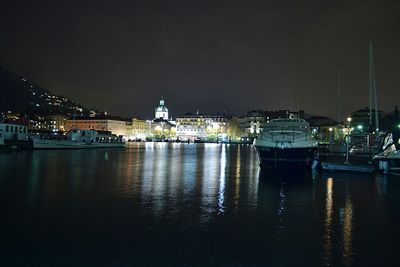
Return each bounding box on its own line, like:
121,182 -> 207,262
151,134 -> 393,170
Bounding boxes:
1,0 -> 399,119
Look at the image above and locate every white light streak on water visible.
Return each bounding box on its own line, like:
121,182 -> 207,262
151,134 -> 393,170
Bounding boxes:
218,145 -> 226,215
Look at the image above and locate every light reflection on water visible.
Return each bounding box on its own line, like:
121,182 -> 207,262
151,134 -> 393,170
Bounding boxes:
218,145 -> 226,214
124,143 -> 261,222
234,145 -> 241,212
0,143 -> 399,266
342,196 -> 353,266
323,177 -> 333,264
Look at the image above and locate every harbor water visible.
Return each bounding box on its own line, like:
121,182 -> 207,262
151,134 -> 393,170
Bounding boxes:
1,143 -> 399,266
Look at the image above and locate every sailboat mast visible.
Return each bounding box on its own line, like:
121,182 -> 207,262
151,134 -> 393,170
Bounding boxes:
337,66 -> 341,125
369,38 -> 379,132
369,40 -> 373,129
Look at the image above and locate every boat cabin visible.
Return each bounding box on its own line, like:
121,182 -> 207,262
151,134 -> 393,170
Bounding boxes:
0,122 -> 28,144
0,129 -> 3,146
67,129 -> 123,143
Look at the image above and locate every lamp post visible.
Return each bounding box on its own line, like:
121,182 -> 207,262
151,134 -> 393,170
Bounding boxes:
345,117 -> 352,164
329,127 -> 333,153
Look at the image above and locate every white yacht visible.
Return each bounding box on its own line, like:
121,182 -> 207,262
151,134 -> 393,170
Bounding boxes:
373,131 -> 400,173
254,118 -> 318,167
33,129 -> 125,149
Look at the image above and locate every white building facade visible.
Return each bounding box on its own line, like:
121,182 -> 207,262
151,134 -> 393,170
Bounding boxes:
175,114 -> 229,141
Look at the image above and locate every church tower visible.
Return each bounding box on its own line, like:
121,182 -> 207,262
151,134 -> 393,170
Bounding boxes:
155,97 -> 169,120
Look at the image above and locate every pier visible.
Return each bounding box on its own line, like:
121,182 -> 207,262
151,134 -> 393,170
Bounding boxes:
318,150 -> 375,173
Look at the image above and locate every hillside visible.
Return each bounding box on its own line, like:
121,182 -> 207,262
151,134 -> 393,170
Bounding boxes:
0,67 -> 94,116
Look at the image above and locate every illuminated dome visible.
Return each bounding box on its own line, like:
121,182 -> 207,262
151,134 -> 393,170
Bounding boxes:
155,97 -> 169,120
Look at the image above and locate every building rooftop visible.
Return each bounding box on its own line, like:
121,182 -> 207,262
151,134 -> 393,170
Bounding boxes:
353,107 -> 384,113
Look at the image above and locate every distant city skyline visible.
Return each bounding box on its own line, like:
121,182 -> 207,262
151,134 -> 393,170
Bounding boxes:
1,0 -> 400,119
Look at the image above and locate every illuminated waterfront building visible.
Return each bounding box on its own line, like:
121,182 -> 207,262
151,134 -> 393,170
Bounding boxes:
25,114 -> 68,133
65,118 -> 129,137
151,118 -> 176,140
131,118 -> 152,140
175,114 -> 232,141
238,111 -> 268,138
49,115 -> 68,132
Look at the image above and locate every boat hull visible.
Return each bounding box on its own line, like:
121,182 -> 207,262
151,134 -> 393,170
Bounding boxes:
254,145 -> 317,167
33,139 -> 125,149
373,150 -> 400,173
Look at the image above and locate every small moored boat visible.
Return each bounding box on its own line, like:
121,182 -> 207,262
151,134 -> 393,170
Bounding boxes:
373,131 -> 400,173
33,129 -> 125,149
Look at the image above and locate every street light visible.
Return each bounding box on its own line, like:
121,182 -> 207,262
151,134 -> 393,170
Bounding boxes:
329,127 -> 333,153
